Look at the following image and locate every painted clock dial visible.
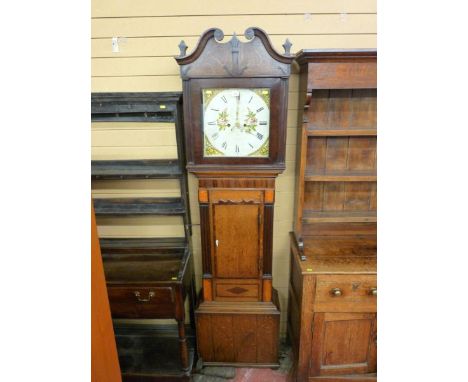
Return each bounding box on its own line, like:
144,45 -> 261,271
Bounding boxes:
202,88 -> 270,157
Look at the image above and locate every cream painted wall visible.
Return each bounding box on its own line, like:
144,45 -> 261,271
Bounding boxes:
91,0 -> 377,335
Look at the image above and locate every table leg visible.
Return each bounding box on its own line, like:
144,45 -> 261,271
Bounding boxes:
189,277 -> 197,332
177,319 -> 189,371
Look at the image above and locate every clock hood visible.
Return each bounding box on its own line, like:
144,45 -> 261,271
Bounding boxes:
175,27 -> 294,79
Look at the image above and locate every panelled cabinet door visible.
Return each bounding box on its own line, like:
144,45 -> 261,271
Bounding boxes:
212,202 -> 263,279
310,312 -> 377,377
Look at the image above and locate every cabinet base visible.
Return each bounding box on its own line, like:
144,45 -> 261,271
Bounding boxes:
195,288 -> 281,366
114,324 -> 195,381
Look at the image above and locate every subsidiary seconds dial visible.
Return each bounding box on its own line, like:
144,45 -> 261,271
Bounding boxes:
202,88 -> 270,157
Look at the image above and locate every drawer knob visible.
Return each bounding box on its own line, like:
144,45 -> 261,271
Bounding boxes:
331,288 -> 342,297
134,291 -> 155,302
369,288 -> 377,296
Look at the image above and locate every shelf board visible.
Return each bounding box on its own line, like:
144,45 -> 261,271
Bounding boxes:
93,197 -> 185,216
305,171 -> 377,182
302,211 -> 377,223
302,236 -> 377,258
103,257 -> 186,284
100,237 -> 187,251
91,92 -> 181,123
298,254 -> 377,275
306,128 -> 377,136
100,239 -> 190,284
91,159 -> 182,180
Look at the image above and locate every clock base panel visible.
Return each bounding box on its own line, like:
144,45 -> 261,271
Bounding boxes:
195,288 -> 281,366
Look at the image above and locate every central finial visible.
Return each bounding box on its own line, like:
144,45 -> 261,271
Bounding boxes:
230,32 -> 240,51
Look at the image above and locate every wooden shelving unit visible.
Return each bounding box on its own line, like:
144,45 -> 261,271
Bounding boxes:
92,92 -> 191,236
91,92 -> 196,381
294,83 -> 377,240
288,49 -> 378,382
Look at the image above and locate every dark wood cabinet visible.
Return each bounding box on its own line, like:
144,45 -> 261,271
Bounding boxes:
91,93 -> 196,381
288,50 -> 377,382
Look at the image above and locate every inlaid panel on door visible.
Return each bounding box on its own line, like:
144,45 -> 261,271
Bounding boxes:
212,203 -> 263,279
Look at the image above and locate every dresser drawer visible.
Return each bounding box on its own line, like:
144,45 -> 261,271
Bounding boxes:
107,286 -> 175,319
314,275 -> 377,313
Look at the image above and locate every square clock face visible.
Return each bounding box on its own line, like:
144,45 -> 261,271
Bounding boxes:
202,88 -> 270,158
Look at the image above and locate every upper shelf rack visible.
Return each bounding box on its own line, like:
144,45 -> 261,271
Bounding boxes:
91,92 -> 192,235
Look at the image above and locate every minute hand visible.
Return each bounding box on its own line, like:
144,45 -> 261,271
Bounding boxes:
235,95 -> 240,129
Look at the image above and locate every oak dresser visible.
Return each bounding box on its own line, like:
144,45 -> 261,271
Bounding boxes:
288,49 -> 377,382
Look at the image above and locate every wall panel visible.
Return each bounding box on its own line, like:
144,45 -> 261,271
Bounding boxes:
92,0 -> 377,18
91,14 -> 376,38
92,35 -> 376,58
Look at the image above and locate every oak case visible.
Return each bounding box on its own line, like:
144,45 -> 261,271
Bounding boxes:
176,27 -> 293,366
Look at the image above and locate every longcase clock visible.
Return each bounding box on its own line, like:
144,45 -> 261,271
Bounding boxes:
175,27 -> 293,366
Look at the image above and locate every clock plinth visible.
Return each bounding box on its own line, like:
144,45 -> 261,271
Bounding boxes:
196,287 -> 281,366
176,27 -> 293,366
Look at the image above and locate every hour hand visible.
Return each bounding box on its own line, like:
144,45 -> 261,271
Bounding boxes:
245,130 -> 264,140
